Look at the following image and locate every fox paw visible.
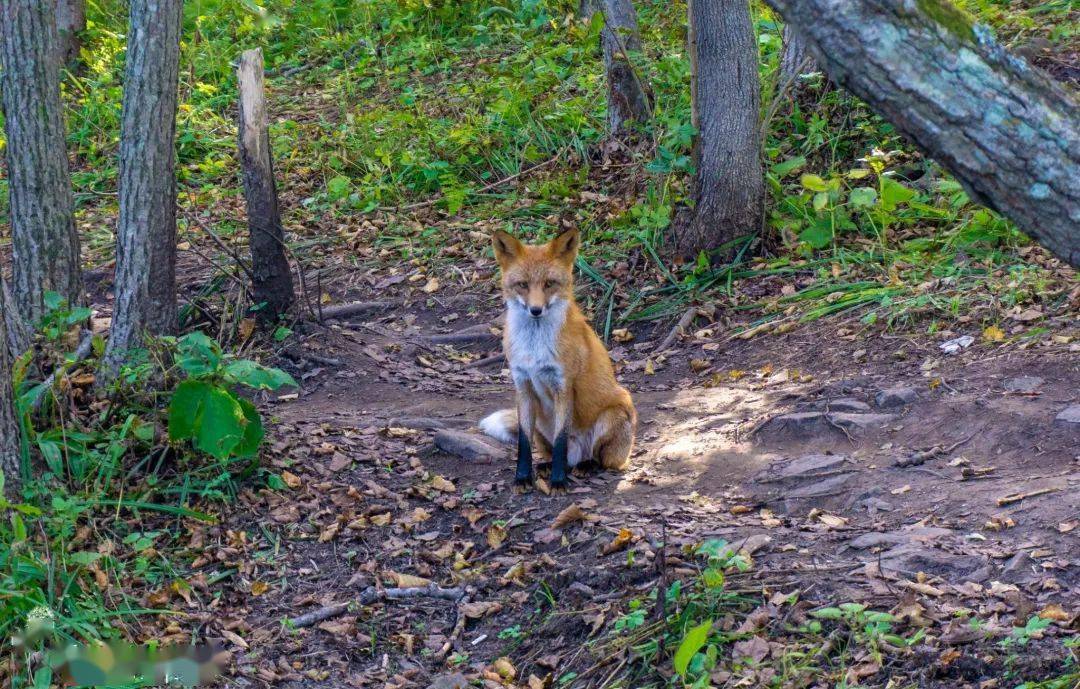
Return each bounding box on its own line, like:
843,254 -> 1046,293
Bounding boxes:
513,475 -> 534,494
535,462 -> 552,479
549,477 -> 569,495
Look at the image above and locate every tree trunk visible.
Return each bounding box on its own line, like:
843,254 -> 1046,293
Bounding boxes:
779,24 -> 814,86
101,0 -> 183,377
56,0 -> 86,68
673,0 -> 764,259
764,0 -> 1080,269
237,48 -> 294,322
0,0 -> 83,324
597,0 -> 651,136
0,279 -> 23,496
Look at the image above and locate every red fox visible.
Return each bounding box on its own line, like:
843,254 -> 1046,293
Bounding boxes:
479,228 -> 637,491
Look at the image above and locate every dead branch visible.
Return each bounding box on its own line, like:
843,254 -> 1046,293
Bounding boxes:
464,353 -> 504,369
287,584 -> 464,628
654,306 -> 700,353
317,300 -> 395,321
895,432 -> 975,468
428,323 -> 499,346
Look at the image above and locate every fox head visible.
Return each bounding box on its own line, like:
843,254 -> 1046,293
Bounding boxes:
491,228 -> 579,319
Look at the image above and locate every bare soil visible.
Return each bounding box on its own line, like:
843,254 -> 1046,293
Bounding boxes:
200,287 -> 1079,688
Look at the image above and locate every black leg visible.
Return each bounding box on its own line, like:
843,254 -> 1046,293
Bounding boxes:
550,427 -> 569,489
515,425 -> 533,484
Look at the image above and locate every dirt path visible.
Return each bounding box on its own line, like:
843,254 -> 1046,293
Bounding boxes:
207,298 -> 1079,687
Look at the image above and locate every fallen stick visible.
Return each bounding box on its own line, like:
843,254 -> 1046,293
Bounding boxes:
996,487 -> 1059,507
318,301 -> 395,321
654,306 -> 700,353
464,353 -> 504,369
895,433 -> 975,468
428,323 -> 499,346
287,584 -> 464,628
435,594 -> 472,661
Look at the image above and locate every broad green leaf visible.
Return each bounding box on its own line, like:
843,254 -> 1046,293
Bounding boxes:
176,332 -> 221,377
327,175 -> 351,200
849,187 -> 878,208
224,360 -> 298,391
193,388 -> 248,460
233,397 -> 265,458
168,379 -> 213,441
800,173 -> 829,192
800,222 -> 833,250
770,156 -> 806,178
813,192 -> 829,211
674,620 -> 712,677
880,177 -> 915,210
812,607 -> 844,620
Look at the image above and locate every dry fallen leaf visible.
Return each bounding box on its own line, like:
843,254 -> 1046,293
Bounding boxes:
220,629 -> 249,650
492,657 -> 516,680
250,581 -> 270,596
431,475 -> 456,493
386,571 -> 432,588
600,528 -> 633,555
461,601 -> 503,619
486,524 -> 507,549
551,504 -> 586,529
281,471 -> 302,489
1038,604 -> 1073,622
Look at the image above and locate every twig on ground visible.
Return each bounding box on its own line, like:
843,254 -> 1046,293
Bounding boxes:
895,432 -> 975,468
654,305 -> 700,353
287,584 -> 464,628
464,353 -> 504,369
435,593 -> 472,660
996,487 -> 1059,506
428,324 -> 499,346
318,300 -> 395,321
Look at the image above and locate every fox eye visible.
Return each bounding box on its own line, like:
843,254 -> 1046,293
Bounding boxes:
544,279 -> 559,289
514,281 -> 528,290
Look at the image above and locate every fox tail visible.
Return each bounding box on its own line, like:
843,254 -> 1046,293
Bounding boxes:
478,408 -> 517,444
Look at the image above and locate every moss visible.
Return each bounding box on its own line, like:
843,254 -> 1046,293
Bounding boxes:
916,0 -> 977,43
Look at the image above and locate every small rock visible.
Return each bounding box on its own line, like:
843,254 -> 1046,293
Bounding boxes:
875,387 -> 919,408
1003,376 -> 1044,394
824,398 -> 871,413
876,544 -> 986,579
762,411 -> 825,437
428,674 -> 470,689
828,412 -> 898,433
764,455 -> 846,483
434,430 -> 505,462
1054,404 -> 1080,427
786,473 -> 854,499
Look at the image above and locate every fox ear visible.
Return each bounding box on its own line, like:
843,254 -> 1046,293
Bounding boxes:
549,228 -> 579,265
492,230 -> 523,270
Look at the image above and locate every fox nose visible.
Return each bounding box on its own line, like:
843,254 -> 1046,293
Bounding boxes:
529,306 -> 544,317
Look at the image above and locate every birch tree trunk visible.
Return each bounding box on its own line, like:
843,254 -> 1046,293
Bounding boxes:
56,0 -> 86,67
0,280 -> 23,496
0,0 -> 83,324
102,0 -> 183,377
673,0 -> 763,258
237,48 -> 294,321
764,0 -> 1080,269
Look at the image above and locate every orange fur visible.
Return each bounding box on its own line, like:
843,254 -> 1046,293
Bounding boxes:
482,229 -> 637,472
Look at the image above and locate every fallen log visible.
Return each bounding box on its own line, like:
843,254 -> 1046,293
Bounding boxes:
288,584 -> 464,628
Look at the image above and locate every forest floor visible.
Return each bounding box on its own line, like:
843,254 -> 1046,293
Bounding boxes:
175,265 -> 1080,689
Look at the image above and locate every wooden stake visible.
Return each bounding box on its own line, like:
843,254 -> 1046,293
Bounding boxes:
237,48 -> 294,322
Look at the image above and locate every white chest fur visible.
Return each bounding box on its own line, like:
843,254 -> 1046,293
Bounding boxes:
506,299 -> 567,399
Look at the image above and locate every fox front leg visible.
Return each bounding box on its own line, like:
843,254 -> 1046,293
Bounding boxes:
549,390 -> 573,492
514,393 -> 535,489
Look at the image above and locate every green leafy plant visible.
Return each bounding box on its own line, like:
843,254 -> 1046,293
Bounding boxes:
167,332 -> 296,461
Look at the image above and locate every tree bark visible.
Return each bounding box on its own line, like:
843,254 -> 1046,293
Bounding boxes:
594,0 -> 651,136
0,0 -> 83,324
764,0 -> 1080,269
56,0 -> 86,68
237,48 -> 294,321
779,24 -> 814,86
102,0 -> 183,377
0,279 -> 23,496
673,0 -> 764,259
